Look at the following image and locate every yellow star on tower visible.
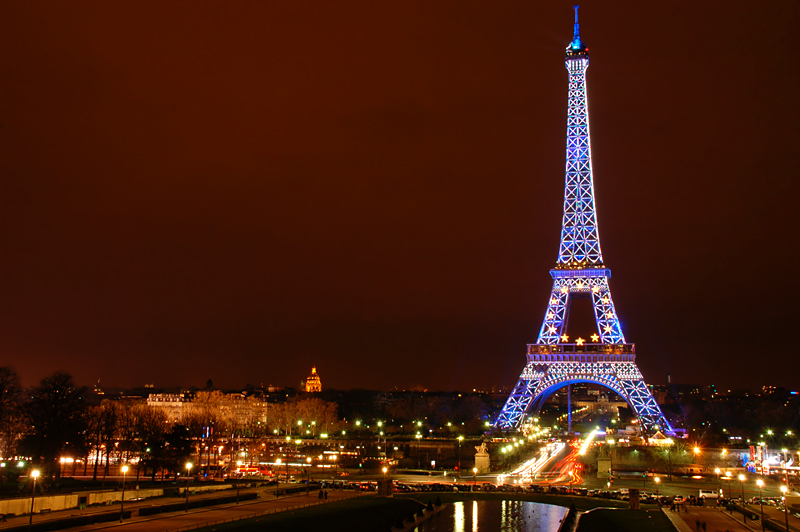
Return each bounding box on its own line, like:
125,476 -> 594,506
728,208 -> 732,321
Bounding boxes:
602,297 -> 609,304
560,334 -> 569,342
575,337 -> 585,346
590,333 -> 600,342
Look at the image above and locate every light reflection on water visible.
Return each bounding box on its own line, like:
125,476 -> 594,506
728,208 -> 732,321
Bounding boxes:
415,500 -> 568,532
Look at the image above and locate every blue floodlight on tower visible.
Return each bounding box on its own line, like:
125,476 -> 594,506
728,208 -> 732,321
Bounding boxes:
494,7 -> 673,435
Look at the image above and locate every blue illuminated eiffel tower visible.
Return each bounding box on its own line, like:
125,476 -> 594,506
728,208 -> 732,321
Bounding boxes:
494,7 -> 673,435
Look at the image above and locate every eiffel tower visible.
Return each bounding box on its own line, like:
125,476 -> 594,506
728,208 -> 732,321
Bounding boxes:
494,7 -> 673,435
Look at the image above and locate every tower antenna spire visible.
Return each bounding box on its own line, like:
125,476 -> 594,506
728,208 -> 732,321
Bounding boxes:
573,5 -> 580,42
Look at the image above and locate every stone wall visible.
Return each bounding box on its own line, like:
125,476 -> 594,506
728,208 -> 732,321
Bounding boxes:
0,484 -> 230,516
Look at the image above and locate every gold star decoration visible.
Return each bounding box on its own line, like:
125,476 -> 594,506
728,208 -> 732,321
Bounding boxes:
560,287 -> 568,294
606,312 -> 614,318
591,334 -> 600,342
560,334 -> 569,342
575,337 -> 585,346
547,312 -> 555,319
592,286 -> 600,293
548,326 -> 557,334
603,325 -> 612,333
602,297 -> 609,304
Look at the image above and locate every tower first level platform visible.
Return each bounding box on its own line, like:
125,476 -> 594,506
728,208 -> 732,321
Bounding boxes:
495,344 -> 672,433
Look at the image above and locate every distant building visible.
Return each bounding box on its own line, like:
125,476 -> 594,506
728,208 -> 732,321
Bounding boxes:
147,393 -> 192,420
303,367 -> 322,393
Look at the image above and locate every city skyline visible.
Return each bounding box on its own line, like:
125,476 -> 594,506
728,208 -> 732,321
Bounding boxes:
1,2 -> 798,391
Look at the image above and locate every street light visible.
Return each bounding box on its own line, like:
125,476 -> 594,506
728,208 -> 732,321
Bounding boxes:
185,462 -> 193,512
756,479 -> 765,532
738,474 -> 746,523
382,466 -> 387,478
306,457 -> 312,496
781,485 -> 790,532
654,476 -> 660,496
236,460 -> 243,503
29,470 -> 40,526
473,467 -> 478,487
725,471 -> 733,513
457,436 -> 464,478
416,433 -> 422,469
120,465 -> 129,522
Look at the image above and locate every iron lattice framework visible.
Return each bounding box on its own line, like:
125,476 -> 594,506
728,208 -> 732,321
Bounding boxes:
494,7 -> 673,435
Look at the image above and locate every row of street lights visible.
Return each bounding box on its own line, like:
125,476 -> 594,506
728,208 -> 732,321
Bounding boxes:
24,460 -> 207,526
26,465 -> 132,526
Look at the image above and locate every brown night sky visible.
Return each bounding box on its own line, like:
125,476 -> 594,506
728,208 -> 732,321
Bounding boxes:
1,1 -> 798,391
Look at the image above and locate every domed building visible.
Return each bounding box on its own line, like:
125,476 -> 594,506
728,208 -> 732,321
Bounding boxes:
303,367 -> 322,393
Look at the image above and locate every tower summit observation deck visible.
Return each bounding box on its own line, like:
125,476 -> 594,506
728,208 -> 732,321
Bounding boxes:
494,7 -> 673,435
566,4 -> 588,58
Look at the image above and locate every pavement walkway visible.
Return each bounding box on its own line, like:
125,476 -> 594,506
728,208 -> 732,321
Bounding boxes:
0,485 -> 367,532
666,506 -> 756,532
70,489 -> 366,532
0,485 -> 255,530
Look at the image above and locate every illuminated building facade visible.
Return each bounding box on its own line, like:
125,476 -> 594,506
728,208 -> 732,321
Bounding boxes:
494,7 -> 672,435
304,367 -> 322,393
146,392 -> 192,421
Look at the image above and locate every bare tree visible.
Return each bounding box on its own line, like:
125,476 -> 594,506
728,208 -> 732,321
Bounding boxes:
131,405 -> 168,480
0,368 -> 21,459
18,372 -> 88,480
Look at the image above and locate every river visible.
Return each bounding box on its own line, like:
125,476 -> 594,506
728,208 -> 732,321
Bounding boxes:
414,499 -> 569,532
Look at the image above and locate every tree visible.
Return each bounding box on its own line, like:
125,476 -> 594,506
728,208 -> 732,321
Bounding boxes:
19,372 -> 88,479
163,424 -> 193,476
85,403 -> 121,480
270,397 -> 338,436
0,368 -> 21,459
130,405 -> 168,480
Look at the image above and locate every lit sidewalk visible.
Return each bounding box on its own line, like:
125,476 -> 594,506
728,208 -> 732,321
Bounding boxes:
0,486 -> 367,532
667,506 -> 756,532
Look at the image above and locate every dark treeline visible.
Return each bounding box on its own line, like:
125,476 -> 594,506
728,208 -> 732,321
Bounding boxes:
0,369 -> 494,485
0,368 -> 193,482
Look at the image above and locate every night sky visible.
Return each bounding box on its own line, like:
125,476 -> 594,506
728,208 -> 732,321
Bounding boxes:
1,2 -> 798,392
